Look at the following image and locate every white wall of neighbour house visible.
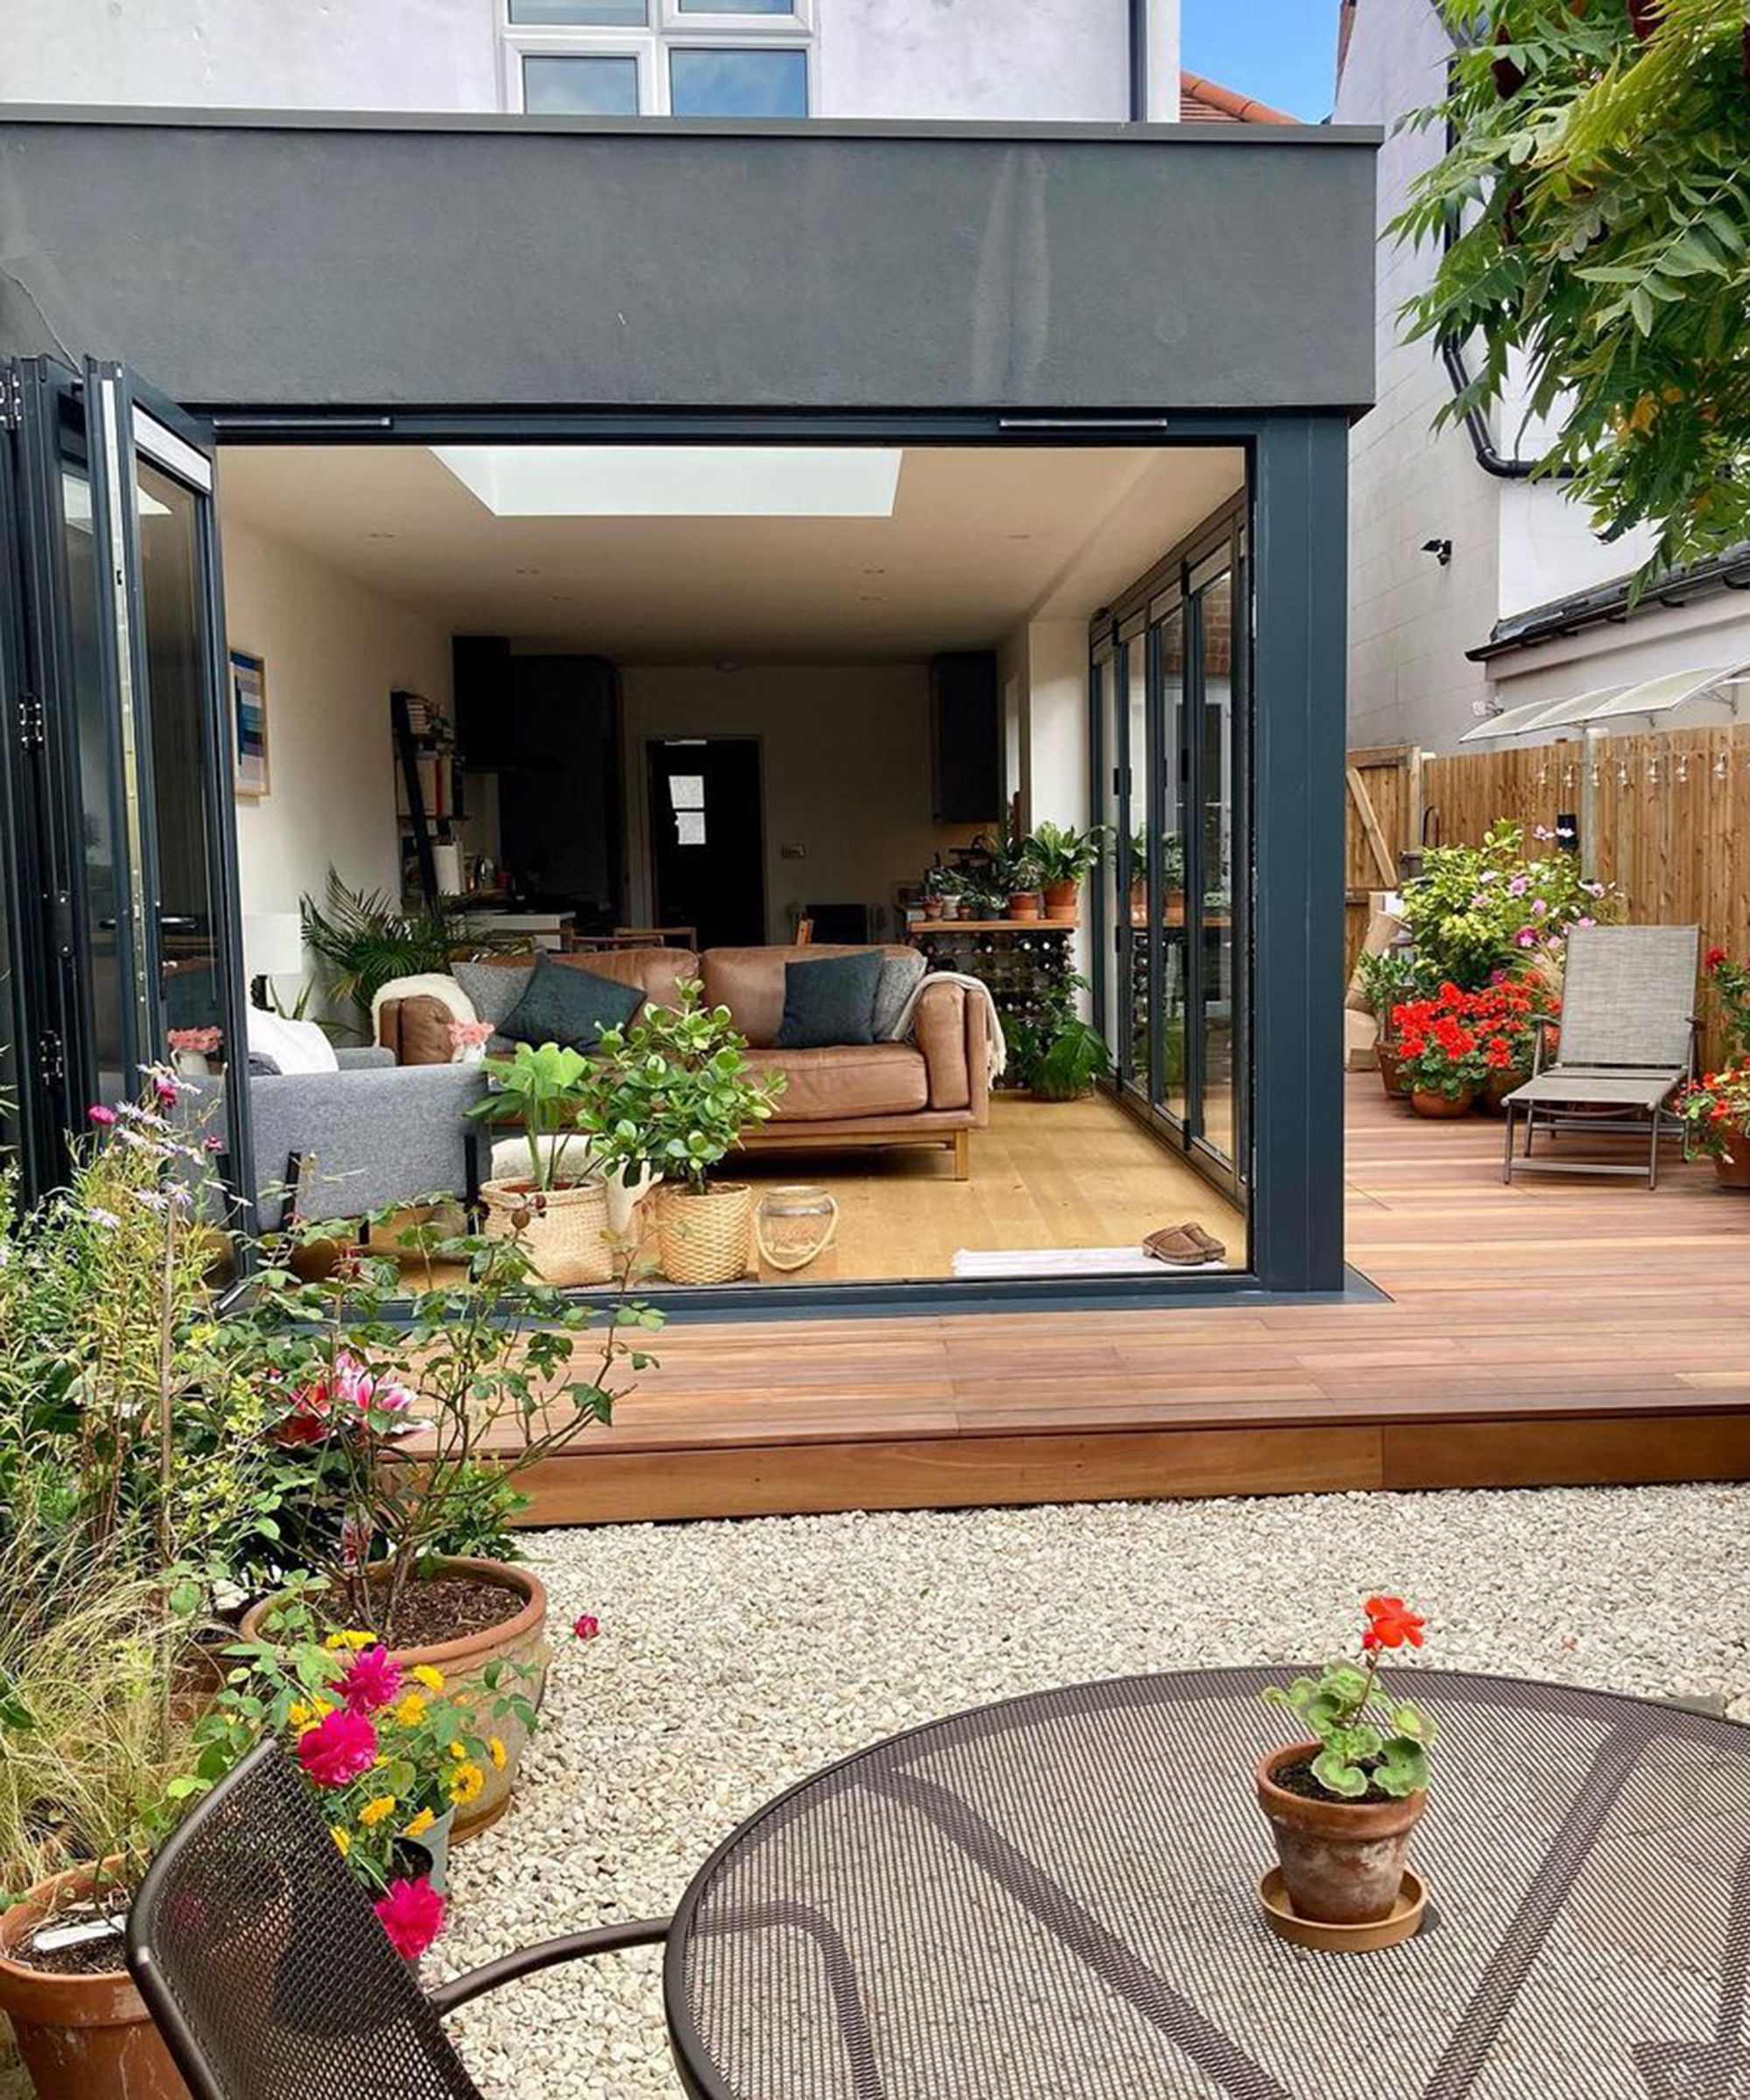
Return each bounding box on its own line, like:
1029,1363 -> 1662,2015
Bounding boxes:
2,0 -> 1173,120
618,662 -> 976,948
221,513 -> 453,1012
1483,593 -> 1750,717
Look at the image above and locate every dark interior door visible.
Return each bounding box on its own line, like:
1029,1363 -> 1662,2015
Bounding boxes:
647,738 -> 765,949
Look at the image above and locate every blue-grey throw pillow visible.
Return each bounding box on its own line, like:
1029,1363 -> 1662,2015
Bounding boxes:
774,951 -> 885,1049
500,956 -> 643,1055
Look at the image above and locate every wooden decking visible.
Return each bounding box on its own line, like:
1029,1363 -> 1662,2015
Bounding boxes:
506,1074 -> 1750,1524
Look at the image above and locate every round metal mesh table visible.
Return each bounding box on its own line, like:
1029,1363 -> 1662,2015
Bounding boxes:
664,1668 -> 1750,2099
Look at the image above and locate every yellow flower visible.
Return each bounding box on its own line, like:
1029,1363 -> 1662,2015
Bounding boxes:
330,1825 -> 351,1858
324,1629 -> 374,1651
403,1808 -> 435,1839
410,1666 -> 445,1693
448,1740 -> 466,1760
289,1697 -> 334,1734
359,1796 -> 397,1828
449,1760 -> 486,1807
488,1736 -> 508,1771
394,1691 -> 428,1728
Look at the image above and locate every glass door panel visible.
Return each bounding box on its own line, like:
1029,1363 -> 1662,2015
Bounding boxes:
1090,646 -> 1121,1060
1195,566 -> 1237,1161
1151,604 -> 1188,1128
1117,630 -> 1149,1096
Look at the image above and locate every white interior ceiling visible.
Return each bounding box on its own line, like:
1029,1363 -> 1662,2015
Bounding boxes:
218,444 -> 1245,662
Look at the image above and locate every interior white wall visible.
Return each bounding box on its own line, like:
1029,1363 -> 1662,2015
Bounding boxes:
1000,614 -> 1094,993
221,512 -> 453,1005
620,663 -> 970,946
4,0 -> 1166,120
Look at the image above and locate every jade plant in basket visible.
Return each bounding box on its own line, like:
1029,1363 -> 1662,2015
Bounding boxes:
1256,1596 -> 1434,1932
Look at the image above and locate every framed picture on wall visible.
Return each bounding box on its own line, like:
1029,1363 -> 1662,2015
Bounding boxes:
230,647 -> 270,798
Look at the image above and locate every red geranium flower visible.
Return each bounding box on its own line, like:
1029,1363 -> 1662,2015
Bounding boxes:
374,1875 -> 447,1961
295,1705 -> 379,1788
1705,947 -> 1728,972
1362,1595 -> 1426,1651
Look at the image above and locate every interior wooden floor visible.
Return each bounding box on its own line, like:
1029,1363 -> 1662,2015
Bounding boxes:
472,1073 -> 1750,1525
732,1091 -> 1242,1282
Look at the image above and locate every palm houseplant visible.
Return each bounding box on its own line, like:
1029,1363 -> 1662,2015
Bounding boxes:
232,1211 -> 662,1838
1256,1596 -> 1432,1939
1026,821 -> 1111,922
590,981 -> 785,1285
467,1039 -> 621,1286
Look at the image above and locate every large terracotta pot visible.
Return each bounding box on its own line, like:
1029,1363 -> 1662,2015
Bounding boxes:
1042,878 -> 1080,923
1004,891 -> 1044,922
1410,1086 -> 1478,1119
1715,1127 -> 1750,1189
1376,1043 -> 1413,1099
1256,1744 -> 1426,1926
242,1558 -> 550,1843
654,1181 -> 752,1284
0,1866 -> 192,2100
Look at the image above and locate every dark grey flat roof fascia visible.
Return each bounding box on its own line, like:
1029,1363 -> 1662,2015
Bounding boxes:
1469,541 -> 1750,660
0,101 -> 1382,145
0,112 -> 1378,414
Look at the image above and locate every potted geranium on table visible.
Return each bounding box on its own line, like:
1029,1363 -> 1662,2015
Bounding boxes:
1256,1596 -> 1432,1947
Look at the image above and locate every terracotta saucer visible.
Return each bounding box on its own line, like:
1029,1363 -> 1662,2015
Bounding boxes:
1257,1867 -> 1427,1953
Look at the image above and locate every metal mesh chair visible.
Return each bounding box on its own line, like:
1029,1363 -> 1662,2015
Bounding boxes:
1502,922 -> 1700,1187
126,1742 -> 668,2100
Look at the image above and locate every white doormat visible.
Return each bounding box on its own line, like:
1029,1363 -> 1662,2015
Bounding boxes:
951,1247 -> 1219,1278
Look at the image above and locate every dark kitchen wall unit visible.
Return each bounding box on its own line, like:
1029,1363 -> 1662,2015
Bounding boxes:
493,654 -> 624,922
453,634 -> 515,771
929,652 -> 1000,823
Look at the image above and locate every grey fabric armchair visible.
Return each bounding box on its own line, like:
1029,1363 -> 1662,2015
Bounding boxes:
1501,923 -> 1700,1189
182,1050 -> 487,1227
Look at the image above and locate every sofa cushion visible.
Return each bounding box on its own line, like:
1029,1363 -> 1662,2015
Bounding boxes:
774,951 -> 884,1049
452,956 -> 536,1028
500,955 -> 645,1054
559,947 -> 696,1013
703,945 -> 920,1046
874,949 -> 928,1038
747,1043 -> 929,1121
396,994 -> 464,1068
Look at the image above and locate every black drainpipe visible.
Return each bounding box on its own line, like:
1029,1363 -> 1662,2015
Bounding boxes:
1129,0 -> 1150,121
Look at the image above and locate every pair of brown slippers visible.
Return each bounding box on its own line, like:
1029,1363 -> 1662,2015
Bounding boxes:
1143,1221 -> 1227,1268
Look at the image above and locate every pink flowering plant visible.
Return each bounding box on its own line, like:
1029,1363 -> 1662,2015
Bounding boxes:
1400,821 -> 1620,990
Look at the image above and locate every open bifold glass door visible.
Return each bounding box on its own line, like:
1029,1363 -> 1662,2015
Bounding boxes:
0,357 -> 251,1206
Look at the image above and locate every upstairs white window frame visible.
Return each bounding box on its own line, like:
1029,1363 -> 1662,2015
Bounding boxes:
500,0 -> 815,116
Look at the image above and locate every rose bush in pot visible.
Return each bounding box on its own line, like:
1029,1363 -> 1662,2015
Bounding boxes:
1257,1596 -> 1432,1928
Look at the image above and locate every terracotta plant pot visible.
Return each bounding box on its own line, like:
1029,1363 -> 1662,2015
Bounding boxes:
242,1557 -> 550,1844
1483,1067 -> 1529,1113
1715,1128 -> 1750,1189
1410,1086 -> 1477,1118
0,1866 -> 192,2100
1376,1042 -> 1413,1100
1129,878 -> 1146,925
921,897 -> 944,920
654,1180 -> 752,1285
1256,1743 -> 1426,1926
480,1175 -> 616,1287
1005,891 -> 1044,921
1042,878 -> 1080,923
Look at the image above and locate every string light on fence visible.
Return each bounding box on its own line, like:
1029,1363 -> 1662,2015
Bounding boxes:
1676,753 -> 1689,784
1648,758 -> 1661,786
1716,751 -> 1730,780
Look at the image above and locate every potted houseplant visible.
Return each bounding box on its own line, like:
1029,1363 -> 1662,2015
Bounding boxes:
1026,821 -> 1111,922
1398,821 -> 1620,990
1388,984 -> 1490,1116
233,1213 -> 661,1838
467,1039 -> 619,1286
1354,949 -> 1421,1096
1673,1067 -> 1750,1187
1470,974 -> 1559,1110
919,864 -> 957,921
1704,946 -> 1750,1062
589,981 -> 785,1286
1256,1595 -> 1432,1933
1009,971 -> 1113,1101
1003,844 -> 1046,921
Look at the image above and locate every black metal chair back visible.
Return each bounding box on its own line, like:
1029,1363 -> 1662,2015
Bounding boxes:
127,1740 -> 481,2100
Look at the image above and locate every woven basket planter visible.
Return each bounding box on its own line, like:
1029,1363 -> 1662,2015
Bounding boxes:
656,1182 -> 752,1284
480,1177 -> 615,1286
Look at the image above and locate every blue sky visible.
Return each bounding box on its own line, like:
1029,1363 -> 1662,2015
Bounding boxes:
1180,1 -> 1340,122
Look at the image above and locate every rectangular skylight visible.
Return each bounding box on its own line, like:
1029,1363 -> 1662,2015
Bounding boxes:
430,446 -> 903,519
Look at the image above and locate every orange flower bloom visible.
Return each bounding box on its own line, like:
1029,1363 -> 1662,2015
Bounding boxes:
1362,1594 -> 1426,1651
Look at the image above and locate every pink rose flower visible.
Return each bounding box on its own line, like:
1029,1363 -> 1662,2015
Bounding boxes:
295,1705 -> 379,1788
88,1104 -> 117,1126
573,1613 -> 600,1642
338,1644 -> 402,1715
374,1875 -> 447,1961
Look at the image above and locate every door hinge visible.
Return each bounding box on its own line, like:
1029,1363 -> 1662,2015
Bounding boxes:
18,692 -> 46,752
0,368 -> 21,433
38,1030 -> 64,1087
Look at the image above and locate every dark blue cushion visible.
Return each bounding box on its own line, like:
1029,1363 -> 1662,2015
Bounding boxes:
500,955 -> 643,1055
774,951 -> 885,1049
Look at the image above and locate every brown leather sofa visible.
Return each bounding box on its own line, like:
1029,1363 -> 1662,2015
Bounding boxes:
378,944 -> 989,1179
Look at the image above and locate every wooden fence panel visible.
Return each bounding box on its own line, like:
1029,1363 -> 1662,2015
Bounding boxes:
1342,744 -> 1420,976
1362,723 -> 1750,1064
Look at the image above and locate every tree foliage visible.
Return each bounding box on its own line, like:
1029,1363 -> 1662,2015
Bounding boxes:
1394,0 -> 1750,575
